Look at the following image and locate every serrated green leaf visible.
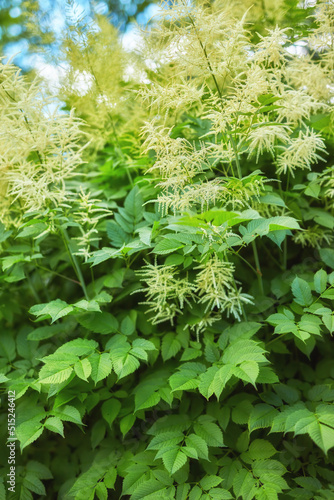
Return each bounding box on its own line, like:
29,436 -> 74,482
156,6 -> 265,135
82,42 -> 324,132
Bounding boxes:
162,448 -> 187,475
194,421 -> 224,447
38,361 -> 74,385
44,417 -> 64,437
90,352 -> 113,383
314,270 -> 328,294
135,391 -> 161,412
113,353 -> 140,379
222,340 -> 267,365
233,361 -> 259,387
95,482 -> 108,500
248,439 -> 277,460
153,238 -> 184,255
198,366 -> 220,400
249,404 -> 278,433
101,398 -> 121,427
56,338 -> 98,356
161,333 -> 182,361
200,475 -> 223,490
130,478 -> 169,500
29,299 -> 74,323
185,434 -> 209,459
124,185 -> 144,222
52,405 -> 83,425
74,358 -> 92,381
27,324 -> 65,341
291,277 -> 313,306
23,473 -> 46,495
104,467 -> 117,489
120,414 -> 136,437
16,420 -> 44,451
77,312 -> 119,334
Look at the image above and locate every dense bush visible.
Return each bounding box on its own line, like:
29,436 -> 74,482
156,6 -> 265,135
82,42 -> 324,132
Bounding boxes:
1,1 -> 334,498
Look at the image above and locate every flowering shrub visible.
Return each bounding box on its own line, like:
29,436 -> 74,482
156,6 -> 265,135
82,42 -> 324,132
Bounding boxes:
1,1 -> 334,498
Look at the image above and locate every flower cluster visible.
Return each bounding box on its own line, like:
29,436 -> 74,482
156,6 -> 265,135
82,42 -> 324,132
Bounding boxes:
0,60 -> 85,226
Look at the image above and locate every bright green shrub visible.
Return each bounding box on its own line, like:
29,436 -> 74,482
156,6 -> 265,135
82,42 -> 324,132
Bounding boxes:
1,1 -> 334,499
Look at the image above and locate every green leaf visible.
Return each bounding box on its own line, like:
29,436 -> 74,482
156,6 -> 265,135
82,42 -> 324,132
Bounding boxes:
120,414 -> 136,437
267,216 -> 300,231
113,353 -> 140,379
169,363 -> 205,392
56,338 -> 98,356
23,473 -> 46,495
233,469 -> 257,500
29,299 -> 74,323
198,366 -> 220,400
90,353 -> 113,383
161,333 -> 182,361
222,340 -> 267,365
101,398 -> 121,427
44,417 -> 64,437
132,338 -> 156,351
77,312 -> 119,334
297,418 -> 334,455
248,439 -> 277,460
107,220 -> 131,246
124,185 -> 144,222
52,405 -> 83,425
135,391 -> 161,412
319,248 -> 334,269
153,238 -> 184,255
95,482 -> 108,500
252,459 -> 286,480
249,404 -> 278,433
194,421 -> 225,447
74,358 -> 92,381
27,324 -> 65,341
162,448 -> 187,475
213,365 -> 234,399
121,315 -> 136,335
176,483 -> 191,500
16,420 -> 44,451
185,434 -> 209,460
291,277 -> 313,306
130,479 -> 169,500
104,468 -> 117,489
26,461 -> 52,479
233,361 -> 259,387
38,357 -> 75,385
147,431 -> 184,451
207,488 -> 233,499
199,476 -> 223,490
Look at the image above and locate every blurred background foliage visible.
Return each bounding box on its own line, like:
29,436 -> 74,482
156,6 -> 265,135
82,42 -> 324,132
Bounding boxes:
0,0 -> 317,72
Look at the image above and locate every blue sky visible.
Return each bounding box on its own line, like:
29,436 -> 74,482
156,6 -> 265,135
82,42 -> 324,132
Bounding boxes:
4,0 -> 159,69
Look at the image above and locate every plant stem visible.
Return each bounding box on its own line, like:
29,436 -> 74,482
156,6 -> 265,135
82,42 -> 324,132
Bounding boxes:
60,227 -> 89,300
36,263 -> 81,285
186,9 -> 243,180
26,272 -> 41,303
252,240 -> 264,295
282,237 -> 287,271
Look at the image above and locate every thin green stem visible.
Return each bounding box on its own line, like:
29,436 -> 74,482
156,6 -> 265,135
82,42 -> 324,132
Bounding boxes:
252,240 -> 264,295
36,263 -> 81,285
60,227 -> 89,300
231,249 -> 258,276
26,272 -> 41,303
282,238 -> 287,271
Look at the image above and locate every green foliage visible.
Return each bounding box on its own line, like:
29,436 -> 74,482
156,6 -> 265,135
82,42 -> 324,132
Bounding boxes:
1,0 -> 334,498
